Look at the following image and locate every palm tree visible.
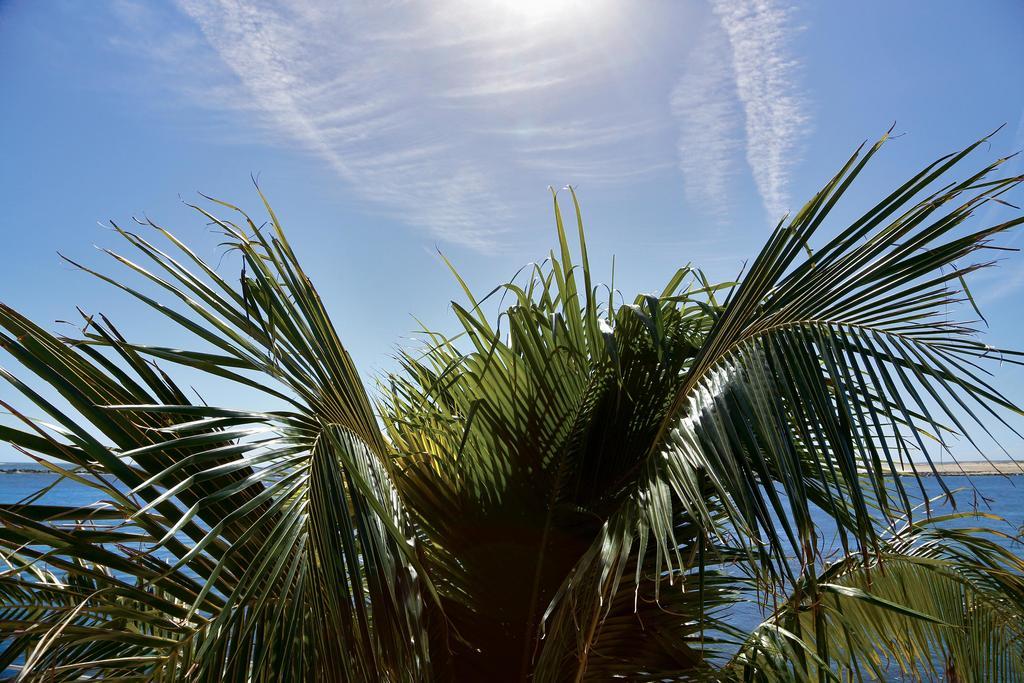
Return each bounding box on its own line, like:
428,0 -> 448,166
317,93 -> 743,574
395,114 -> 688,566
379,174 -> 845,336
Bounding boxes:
2,131 -> 1024,681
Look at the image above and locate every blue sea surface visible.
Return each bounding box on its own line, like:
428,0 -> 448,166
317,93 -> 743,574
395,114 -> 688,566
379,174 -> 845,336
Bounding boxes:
0,468 -> 112,506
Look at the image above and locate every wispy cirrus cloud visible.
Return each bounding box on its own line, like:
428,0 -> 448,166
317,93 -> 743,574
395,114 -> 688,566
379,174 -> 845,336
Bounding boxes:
171,0 -> 512,250
712,0 -> 809,220
506,119 -> 673,184
116,0 -> 667,250
110,0 -> 810,248
671,0 -> 807,221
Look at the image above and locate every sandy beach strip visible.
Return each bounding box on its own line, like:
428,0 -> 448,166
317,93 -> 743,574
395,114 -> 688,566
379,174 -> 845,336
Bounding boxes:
889,460 -> 1024,476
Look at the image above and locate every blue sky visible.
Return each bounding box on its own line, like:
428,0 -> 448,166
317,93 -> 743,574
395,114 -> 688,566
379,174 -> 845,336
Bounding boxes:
2,0 -> 1024,460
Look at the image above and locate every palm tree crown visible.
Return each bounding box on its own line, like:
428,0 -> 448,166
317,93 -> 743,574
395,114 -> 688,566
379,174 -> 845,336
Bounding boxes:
2,131 -> 1024,681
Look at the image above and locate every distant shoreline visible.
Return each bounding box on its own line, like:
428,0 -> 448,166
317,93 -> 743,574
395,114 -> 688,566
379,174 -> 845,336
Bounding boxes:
891,461 -> 1024,477
0,466 -> 87,475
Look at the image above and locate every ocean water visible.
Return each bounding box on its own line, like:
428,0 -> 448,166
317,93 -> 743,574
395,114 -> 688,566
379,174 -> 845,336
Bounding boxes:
1,466 -> 1022,678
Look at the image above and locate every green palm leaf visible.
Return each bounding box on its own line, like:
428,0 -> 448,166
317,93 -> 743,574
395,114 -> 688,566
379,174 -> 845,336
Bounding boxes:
1,132 -> 1022,680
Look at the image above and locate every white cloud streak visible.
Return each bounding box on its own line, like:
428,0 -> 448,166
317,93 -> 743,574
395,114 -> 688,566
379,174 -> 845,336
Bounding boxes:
149,0 -> 656,251
712,0 -> 809,220
112,0 -> 809,248
172,1 -> 510,250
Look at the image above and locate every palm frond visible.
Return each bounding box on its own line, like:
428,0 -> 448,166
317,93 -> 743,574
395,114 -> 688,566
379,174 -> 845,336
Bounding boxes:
533,131 -> 1024,680
1,132 -> 1022,681
0,197 -> 433,680
729,513 -> 1024,681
